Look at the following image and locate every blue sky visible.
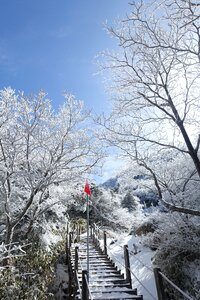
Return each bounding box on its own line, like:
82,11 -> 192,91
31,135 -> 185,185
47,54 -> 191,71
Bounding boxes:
0,0 -> 130,112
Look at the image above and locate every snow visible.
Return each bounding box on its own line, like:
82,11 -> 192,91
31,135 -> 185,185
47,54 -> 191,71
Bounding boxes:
60,230 -> 158,299
101,233 -> 158,300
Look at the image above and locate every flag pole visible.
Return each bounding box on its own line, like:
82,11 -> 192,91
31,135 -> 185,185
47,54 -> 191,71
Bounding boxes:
86,194 -> 89,282
84,181 -> 91,282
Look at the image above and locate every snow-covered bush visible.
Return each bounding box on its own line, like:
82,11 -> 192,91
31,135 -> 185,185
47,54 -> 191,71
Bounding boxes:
121,192 -> 138,212
143,212 -> 200,299
0,236 -> 65,300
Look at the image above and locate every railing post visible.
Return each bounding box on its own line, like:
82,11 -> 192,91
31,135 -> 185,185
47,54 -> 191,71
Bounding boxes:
76,225 -> 80,242
68,246 -> 73,298
82,270 -> 89,300
79,224 -> 81,240
94,224 -> 98,246
75,246 -> 79,271
69,232 -> 72,248
124,245 -> 132,288
104,231 -> 107,255
65,232 -> 69,264
92,224 -> 95,242
94,224 -> 96,239
154,268 -> 166,300
67,222 -> 69,235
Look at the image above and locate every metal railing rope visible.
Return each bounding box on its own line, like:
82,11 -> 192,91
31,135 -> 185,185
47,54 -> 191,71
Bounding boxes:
92,224 -> 195,300
103,239 -> 157,300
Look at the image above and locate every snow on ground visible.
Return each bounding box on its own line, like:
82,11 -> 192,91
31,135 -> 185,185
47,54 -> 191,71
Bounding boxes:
100,232 -> 158,300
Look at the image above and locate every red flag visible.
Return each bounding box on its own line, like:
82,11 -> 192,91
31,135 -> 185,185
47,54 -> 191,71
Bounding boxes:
84,181 -> 91,197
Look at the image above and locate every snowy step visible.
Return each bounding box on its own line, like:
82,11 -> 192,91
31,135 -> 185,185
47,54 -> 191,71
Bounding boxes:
75,293 -> 143,300
76,276 -> 130,285
90,270 -> 121,275
71,261 -> 114,266
74,266 -> 119,271
76,276 -> 125,283
76,279 -> 129,287
86,282 -> 132,288
78,260 -> 112,264
90,294 -> 143,300
72,254 -> 108,259
89,287 -> 137,294
75,269 -> 123,278
79,262 -> 115,267
90,274 -> 124,279
79,257 -> 109,261
76,273 -> 124,279
69,238 -> 143,300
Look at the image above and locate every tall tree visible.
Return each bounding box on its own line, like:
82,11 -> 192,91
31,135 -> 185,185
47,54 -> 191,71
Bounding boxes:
0,88 -> 102,248
97,0 -> 200,215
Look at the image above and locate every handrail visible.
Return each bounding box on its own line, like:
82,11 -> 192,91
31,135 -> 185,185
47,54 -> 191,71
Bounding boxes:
73,244 -> 94,300
92,223 -> 195,300
159,271 -> 195,300
75,270 -> 82,297
103,241 -> 157,300
84,272 -> 94,300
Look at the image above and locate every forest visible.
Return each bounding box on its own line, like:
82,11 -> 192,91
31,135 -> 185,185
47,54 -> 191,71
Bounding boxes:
0,0 -> 200,299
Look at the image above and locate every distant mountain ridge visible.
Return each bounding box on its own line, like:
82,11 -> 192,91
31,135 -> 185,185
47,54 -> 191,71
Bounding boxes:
101,177 -> 118,188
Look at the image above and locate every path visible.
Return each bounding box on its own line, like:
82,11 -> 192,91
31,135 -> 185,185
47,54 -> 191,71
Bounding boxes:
69,234 -> 143,300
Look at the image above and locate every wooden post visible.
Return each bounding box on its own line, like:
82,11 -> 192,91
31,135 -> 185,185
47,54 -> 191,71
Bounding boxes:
94,224 -> 97,246
76,225 -> 80,242
82,270 -> 88,300
95,225 -> 98,245
98,228 -> 100,246
154,268 -> 166,300
93,224 -> 95,239
75,246 -> 79,272
93,226 -> 96,245
104,231 -> 107,256
65,232 -> 69,264
67,222 -> 69,235
68,246 -> 73,298
76,225 -> 78,242
124,245 -> 132,288
69,232 -> 72,248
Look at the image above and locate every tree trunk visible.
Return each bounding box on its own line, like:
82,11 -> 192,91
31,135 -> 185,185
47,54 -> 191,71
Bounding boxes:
178,122 -> 200,178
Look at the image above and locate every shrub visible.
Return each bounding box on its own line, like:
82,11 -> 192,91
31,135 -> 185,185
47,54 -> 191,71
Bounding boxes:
0,238 -> 65,299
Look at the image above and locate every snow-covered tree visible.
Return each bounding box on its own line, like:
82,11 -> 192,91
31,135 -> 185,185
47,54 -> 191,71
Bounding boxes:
0,88 -> 102,251
97,0 -> 200,216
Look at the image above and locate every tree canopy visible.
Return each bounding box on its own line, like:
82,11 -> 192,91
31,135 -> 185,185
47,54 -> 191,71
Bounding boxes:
96,0 -> 200,216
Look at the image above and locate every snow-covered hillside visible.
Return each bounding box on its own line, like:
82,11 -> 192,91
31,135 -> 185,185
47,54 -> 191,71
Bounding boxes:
103,232 -> 158,300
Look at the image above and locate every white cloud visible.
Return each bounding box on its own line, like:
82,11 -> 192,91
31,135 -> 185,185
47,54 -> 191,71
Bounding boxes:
94,155 -> 125,184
